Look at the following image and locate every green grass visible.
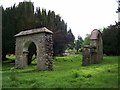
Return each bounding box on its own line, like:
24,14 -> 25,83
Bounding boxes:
2,54 -> 118,88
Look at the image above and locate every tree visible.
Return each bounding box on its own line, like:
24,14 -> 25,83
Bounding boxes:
15,1 -> 35,33
75,35 -> 83,52
2,5 -> 16,60
66,29 -> 75,49
116,22 -> 120,55
83,34 -> 90,46
41,9 -> 47,27
47,10 -> 55,30
102,24 -> 118,55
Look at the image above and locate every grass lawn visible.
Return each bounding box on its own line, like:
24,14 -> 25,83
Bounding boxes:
2,54 -> 118,88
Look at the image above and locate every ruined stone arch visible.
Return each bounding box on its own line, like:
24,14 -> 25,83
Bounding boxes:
82,29 -> 103,65
15,27 -> 53,70
90,29 -> 103,62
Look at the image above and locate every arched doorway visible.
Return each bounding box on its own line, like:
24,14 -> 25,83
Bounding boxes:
23,41 -> 37,66
28,42 -> 37,65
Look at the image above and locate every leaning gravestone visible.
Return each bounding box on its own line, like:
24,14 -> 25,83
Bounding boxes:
82,29 -> 103,65
15,27 -> 53,70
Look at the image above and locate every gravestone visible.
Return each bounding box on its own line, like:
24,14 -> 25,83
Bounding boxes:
82,29 -> 103,65
15,27 -> 53,70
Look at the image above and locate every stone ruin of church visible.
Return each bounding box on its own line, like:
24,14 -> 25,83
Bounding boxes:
15,27 -> 53,70
82,29 -> 103,65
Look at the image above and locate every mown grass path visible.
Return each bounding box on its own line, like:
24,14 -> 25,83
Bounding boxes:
2,55 -> 118,88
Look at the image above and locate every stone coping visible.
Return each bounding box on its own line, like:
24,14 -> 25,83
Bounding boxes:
15,27 -> 53,37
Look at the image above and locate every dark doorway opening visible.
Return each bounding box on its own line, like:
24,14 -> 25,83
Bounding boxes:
27,42 -> 37,65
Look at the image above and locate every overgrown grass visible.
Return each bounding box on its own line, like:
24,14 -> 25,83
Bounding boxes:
2,54 -> 118,88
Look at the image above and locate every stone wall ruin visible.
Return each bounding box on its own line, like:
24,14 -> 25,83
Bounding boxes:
82,29 -> 103,65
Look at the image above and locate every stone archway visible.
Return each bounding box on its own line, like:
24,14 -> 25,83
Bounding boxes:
15,27 -> 53,70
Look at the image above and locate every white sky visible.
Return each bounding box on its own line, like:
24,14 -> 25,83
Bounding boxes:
0,0 -> 118,39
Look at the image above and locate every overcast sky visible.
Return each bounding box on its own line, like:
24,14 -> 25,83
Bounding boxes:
0,0 -> 118,39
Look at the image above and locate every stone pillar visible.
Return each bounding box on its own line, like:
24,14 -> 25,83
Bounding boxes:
15,37 -> 23,68
22,51 -> 28,67
45,34 -> 53,70
36,34 -> 47,70
36,33 -> 53,70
